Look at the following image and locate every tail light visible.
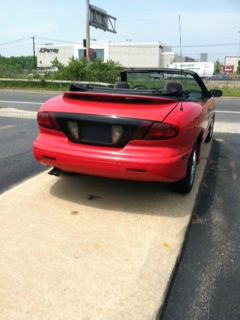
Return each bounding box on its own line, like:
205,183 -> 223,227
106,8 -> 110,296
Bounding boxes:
37,112 -> 60,131
144,122 -> 178,140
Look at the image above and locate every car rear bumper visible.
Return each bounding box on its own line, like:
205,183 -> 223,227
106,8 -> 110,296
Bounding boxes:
33,135 -> 190,183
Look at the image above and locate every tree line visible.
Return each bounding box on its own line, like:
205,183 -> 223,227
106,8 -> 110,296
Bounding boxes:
0,55 -> 122,83
0,55 -> 34,77
0,55 -> 239,81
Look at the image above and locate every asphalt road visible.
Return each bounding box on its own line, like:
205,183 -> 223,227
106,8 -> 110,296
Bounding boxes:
0,117 -> 45,193
0,90 -> 56,110
0,91 -> 56,192
161,98 -> 240,319
0,91 -> 240,319
161,132 -> 240,320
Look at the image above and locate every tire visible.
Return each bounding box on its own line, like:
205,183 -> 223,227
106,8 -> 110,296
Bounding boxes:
205,113 -> 215,143
172,144 -> 197,194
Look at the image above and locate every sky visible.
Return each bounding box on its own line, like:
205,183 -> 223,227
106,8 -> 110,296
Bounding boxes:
0,0 -> 239,62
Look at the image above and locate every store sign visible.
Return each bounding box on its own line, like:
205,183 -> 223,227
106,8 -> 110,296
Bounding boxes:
39,48 -> 59,54
223,65 -> 234,73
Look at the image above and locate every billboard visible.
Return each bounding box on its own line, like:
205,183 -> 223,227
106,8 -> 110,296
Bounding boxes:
89,5 -> 116,33
170,62 -> 214,77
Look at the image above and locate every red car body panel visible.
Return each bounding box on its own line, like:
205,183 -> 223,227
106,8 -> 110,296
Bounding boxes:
40,93 -> 179,122
33,70 -> 217,185
33,129 -> 189,182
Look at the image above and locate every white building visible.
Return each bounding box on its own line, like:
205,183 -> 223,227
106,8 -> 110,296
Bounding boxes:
224,56 -> 240,73
37,43 -> 107,69
108,42 -> 172,68
36,41 -> 175,69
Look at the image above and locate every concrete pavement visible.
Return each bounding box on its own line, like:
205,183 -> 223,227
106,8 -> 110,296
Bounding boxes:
0,144 -> 210,320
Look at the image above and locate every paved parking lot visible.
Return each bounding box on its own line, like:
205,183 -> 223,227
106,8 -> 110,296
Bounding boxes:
0,91 -> 239,319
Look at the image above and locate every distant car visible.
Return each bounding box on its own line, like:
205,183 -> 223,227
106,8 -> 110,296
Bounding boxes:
33,68 -> 222,193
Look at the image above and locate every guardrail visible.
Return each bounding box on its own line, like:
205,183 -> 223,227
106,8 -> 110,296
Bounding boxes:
0,78 -> 111,87
0,78 -> 240,89
203,80 -> 240,88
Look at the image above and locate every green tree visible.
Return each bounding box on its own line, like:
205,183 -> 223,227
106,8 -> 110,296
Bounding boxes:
49,58 -> 122,83
214,60 -> 221,74
51,57 -> 64,71
237,60 -> 240,74
0,55 -> 34,77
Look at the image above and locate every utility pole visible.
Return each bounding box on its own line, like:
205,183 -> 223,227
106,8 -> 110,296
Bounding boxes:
31,36 -> 37,70
178,15 -> 183,63
85,0 -> 90,59
238,31 -> 240,57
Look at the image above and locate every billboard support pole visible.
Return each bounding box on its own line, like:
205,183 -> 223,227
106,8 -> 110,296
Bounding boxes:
84,1 -> 117,60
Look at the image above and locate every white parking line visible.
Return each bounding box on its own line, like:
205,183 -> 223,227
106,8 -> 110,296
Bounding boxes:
215,111 -> 240,114
0,100 -> 41,105
0,108 -> 36,119
214,122 -> 240,134
0,125 -> 15,131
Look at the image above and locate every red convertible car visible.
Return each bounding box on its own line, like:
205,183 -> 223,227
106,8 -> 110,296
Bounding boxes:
33,68 -> 222,193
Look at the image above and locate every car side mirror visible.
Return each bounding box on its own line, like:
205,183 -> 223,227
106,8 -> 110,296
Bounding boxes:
209,89 -> 222,97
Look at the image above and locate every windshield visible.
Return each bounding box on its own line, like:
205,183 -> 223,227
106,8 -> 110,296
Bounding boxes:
125,70 -> 204,100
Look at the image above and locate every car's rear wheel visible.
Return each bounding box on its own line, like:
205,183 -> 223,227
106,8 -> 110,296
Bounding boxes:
205,114 -> 215,143
172,144 -> 197,194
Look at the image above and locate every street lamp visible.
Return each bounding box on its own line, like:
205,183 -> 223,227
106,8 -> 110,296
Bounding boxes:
238,31 -> 240,58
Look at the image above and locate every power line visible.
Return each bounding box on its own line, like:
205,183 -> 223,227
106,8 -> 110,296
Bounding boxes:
184,52 -> 239,56
0,37 -> 238,48
0,42 -> 31,50
0,37 -> 29,47
36,36 -> 75,44
171,42 -> 239,48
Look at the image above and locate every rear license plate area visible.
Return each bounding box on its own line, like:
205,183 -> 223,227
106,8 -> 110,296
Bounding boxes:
79,123 -> 112,145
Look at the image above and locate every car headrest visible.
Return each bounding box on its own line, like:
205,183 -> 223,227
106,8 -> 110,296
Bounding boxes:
114,81 -> 130,89
164,82 -> 183,93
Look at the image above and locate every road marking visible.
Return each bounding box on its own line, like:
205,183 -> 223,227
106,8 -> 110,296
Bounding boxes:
216,111 -> 240,114
215,122 -> 240,134
0,125 -> 15,131
0,100 -> 41,105
0,108 -> 36,119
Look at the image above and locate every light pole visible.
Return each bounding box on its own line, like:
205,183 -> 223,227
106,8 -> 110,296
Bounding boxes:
238,31 -> 240,58
31,36 -> 36,70
85,0 -> 90,59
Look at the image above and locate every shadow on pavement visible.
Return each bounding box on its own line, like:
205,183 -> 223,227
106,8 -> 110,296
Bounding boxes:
49,173 -> 191,217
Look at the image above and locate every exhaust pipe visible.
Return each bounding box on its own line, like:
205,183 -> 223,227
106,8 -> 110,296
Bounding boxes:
48,167 -> 61,176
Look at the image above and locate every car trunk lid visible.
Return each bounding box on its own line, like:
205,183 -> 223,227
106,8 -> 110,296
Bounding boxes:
61,91 -> 179,122
40,92 -> 179,147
